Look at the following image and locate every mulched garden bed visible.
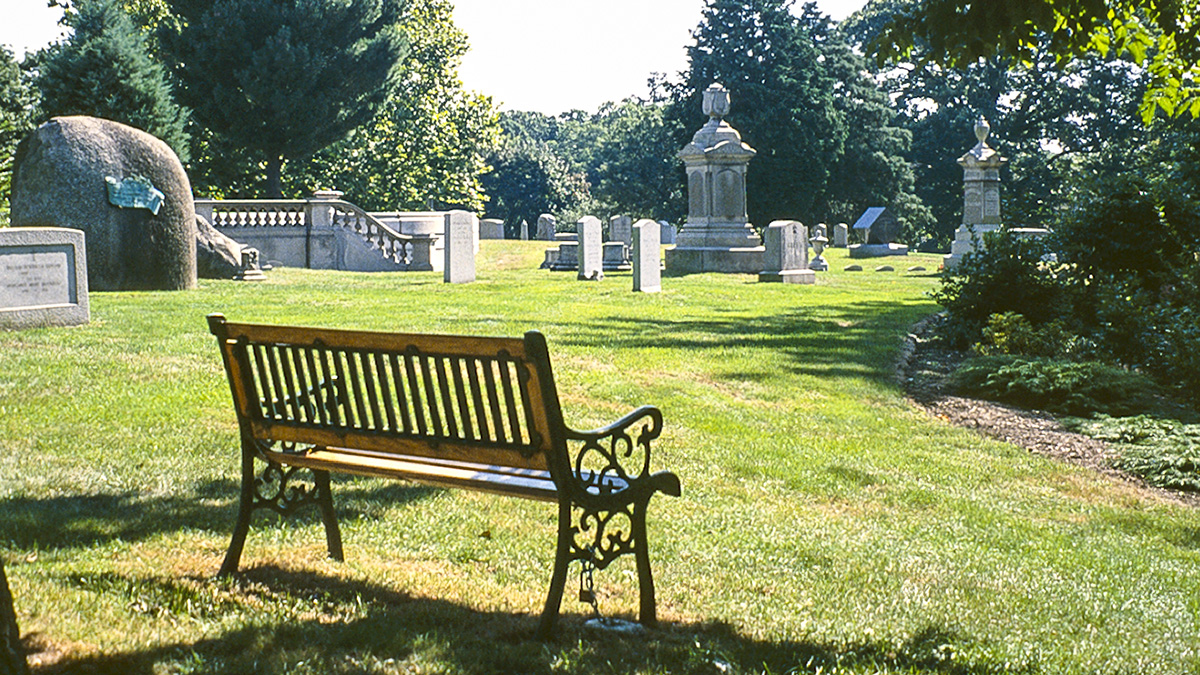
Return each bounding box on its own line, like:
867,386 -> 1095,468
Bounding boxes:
898,315 -> 1199,508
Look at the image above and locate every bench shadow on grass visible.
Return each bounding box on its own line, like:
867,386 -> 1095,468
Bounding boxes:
554,300 -> 935,383
28,565 -> 1034,675
0,478 -> 440,551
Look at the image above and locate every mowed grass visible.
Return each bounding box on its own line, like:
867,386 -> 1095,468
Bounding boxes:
1,241 -> 1197,674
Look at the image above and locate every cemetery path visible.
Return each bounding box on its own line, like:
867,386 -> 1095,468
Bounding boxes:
899,316 -> 1200,509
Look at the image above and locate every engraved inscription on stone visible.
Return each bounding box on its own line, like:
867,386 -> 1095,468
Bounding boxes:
0,246 -> 73,309
985,190 -> 1001,217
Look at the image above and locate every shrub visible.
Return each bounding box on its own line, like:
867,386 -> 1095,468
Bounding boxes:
949,356 -> 1165,417
934,229 -> 1074,348
975,312 -> 1086,359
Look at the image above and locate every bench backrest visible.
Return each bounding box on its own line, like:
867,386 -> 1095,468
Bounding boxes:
208,314 -> 565,472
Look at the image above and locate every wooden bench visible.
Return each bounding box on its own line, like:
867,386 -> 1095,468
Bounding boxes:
207,314 -> 680,637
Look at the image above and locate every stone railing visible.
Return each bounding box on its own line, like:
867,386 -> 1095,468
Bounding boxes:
195,191 -> 438,270
326,198 -> 414,266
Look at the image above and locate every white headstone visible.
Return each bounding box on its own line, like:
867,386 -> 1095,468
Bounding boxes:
519,219 -> 529,241
758,220 -> 815,284
443,210 -> 476,283
0,227 -> 90,330
577,216 -> 604,281
833,222 -> 848,248
479,218 -> 505,239
632,219 -> 661,293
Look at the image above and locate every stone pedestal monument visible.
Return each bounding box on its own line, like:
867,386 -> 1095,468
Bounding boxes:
665,83 -> 764,274
944,118 -> 1006,270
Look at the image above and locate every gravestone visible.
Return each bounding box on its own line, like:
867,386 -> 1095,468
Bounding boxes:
833,222 -> 848,248
666,83 -> 764,274
608,215 -> 632,246
632,219 -> 661,293
10,116 -> 197,291
945,118 -> 1007,270
603,242 -> 632,271
659,220 -> 677,245
443,210 -> 476,283
577,216 -> 604,281
0,227 -> 89,330
849,207 -> 908,258
519,219 -> 529,240
547,242 -> 577,271
536,214 -> 557,241
758,220 -> 815,284
479,218 -> 505,239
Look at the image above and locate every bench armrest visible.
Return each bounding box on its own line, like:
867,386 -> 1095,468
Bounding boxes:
563,405 -> 680,500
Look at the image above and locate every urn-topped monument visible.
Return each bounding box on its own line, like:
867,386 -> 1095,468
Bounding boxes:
665,83 -> 765,274
944,118 -> 1006,269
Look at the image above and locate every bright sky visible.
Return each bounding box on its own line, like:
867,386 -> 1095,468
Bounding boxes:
1,0 -> 868,115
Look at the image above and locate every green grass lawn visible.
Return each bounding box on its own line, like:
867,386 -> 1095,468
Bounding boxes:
1,241 -> 1197,674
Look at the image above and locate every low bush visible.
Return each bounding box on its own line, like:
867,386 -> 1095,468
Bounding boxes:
949,356 -> 1165,417
974,312 -> 1087,359
1071,415 -> 1200,492
934,230 -> 1073,348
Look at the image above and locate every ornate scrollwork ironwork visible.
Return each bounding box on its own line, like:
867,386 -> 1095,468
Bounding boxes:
570,504 -> 636,570
568,407 -> 661,491
249,439 -> 324,517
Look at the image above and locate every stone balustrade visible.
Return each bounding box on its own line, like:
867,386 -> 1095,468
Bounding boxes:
195,192 -> 443,272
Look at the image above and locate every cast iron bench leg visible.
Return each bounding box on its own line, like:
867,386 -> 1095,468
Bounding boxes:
537,500 -> 573,639
314,470 -> 344,561
218,449 -> 258,576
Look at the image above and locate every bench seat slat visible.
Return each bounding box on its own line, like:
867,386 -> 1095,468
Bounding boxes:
266,447 -> 561,502
251,420 -> 550,471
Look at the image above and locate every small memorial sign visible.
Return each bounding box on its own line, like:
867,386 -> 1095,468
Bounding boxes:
105,174 -> 165,215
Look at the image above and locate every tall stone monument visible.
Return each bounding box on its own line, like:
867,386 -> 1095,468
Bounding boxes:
944,118 -> 1006,270
665,83 -> 764,274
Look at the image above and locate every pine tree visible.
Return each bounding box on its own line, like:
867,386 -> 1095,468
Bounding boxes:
669,0 -> 845,227
36,0 -> 190,161
161,0 -> 408,198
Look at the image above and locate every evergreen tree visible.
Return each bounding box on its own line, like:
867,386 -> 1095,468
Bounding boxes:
800,5 -> 932,239
161,0 -> 408,198
669,0 -> 844,227
35,0 -> 190,161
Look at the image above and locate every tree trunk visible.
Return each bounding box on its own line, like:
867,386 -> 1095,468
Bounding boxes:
0,562 -> 28,675
266,155 -> 284,199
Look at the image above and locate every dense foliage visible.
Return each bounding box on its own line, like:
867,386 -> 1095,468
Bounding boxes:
296,0 -> 499,212
868,0 -> 1200,121
844,0 -> 1152,245
0,47 -> 37,225
35,0 -> 190,161
479,111 -> 592,231
663,0 -> 929,232
160,0 -> 408,197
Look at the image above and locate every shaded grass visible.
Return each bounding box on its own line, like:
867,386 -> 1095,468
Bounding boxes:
2,242 -> 1198,674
